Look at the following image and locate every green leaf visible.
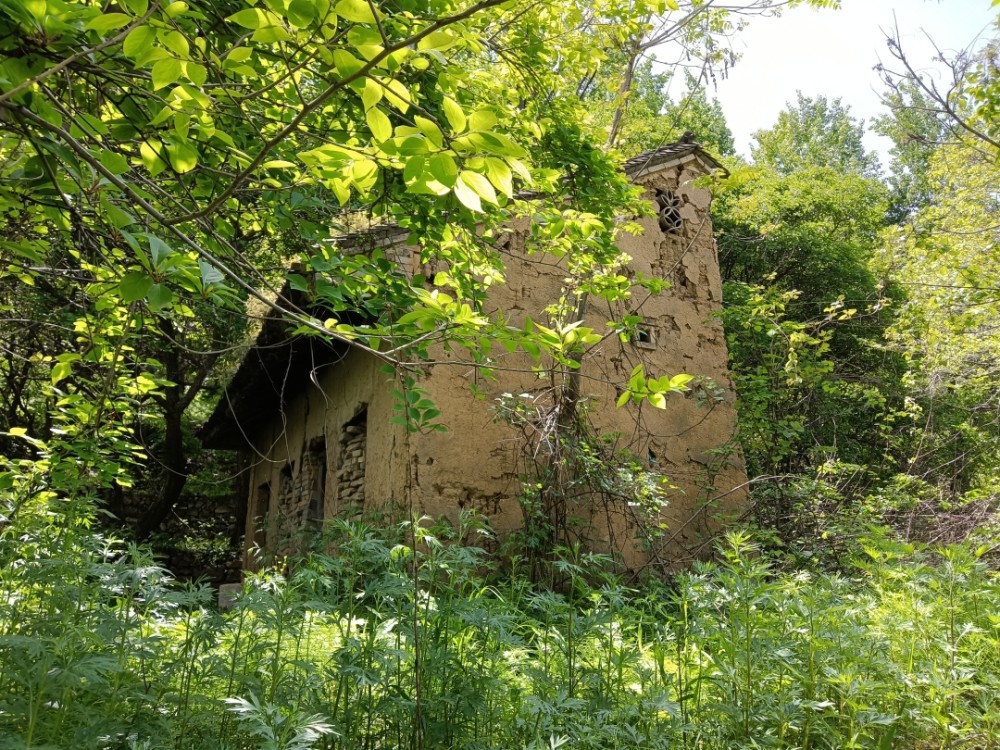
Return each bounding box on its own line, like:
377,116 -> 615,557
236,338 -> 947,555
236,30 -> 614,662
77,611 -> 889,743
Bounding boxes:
225,46 -> 253,63
361,78 -> 382,111
198,260 -> 225,287
123,25 -> 156,59
123,0 -> 148,13
469,109 -> 497,131
330,179 -> 351,204
616,390 -> 631,408
382,79 -> 411,113
147,283 -> 173,310
159,29 -> 189,56
227,8 -> 265,28
148,235 -> 171,267
464,131 -> 526,157
442,96 -> 466,133
287,0 -> 316,27
366,107 -> 392,142
97,149 -> 130,175
105,203 -> 136,228
139,141 -> 166,176
485,157 -> 512,197
348,25 -> 383,59
78,112 -> 110,136
668,373 -> 694,390
50,361 -> 72,385
459,170 -> 497,205
252,24 -> 290,43
417,29 -> 457,51
134,373 -> 160,394
186,62 -> 207,86
120,271 -> 153,302
334,0 -> 376,24
453,175 -> 481,212
629,364 -> 645,390
163,1 -> 188,18
151,58 -> 182,90
333,49 -> 365,77
165,137 -> 198,173
414,115 -> 443,148
352,157 -> 378,191
428,153 -> 457,186
403,154 -> 425,183
175,112 -> 191,140
85,12 -> 132,31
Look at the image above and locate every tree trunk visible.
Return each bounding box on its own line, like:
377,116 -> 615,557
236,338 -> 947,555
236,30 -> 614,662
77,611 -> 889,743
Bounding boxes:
607,37 -> 643,148
136,372 -> 188,539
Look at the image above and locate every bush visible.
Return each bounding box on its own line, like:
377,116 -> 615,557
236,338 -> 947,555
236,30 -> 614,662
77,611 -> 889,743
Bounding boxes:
2,492 -> 1000,750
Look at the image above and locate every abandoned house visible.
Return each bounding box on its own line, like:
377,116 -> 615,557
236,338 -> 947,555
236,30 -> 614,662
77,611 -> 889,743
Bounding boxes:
200,139 -> 747,571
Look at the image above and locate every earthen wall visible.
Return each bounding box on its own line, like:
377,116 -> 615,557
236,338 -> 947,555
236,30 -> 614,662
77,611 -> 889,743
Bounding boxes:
242,157 -> 745,569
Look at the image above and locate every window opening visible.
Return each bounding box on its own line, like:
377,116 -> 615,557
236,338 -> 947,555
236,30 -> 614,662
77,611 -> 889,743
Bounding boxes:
337,407 -> 368,510
305,437 -> 327,528
656,189 -> 683,234
252,482 -> 271,549
278,463 -> 293,514
634,323 -> 656,350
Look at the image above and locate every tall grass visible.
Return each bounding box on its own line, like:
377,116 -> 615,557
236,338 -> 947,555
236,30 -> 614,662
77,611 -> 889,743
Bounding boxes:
1,509 -> 999,750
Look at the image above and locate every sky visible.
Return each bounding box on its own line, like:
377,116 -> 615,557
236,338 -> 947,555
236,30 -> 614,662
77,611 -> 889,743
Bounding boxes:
671,0 -> 998,161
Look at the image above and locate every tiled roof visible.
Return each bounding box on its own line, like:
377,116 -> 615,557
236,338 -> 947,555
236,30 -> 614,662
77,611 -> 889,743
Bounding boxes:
623,136 -> 724,177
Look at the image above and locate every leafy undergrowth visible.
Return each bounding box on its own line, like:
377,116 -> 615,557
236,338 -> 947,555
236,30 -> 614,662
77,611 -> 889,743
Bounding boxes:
1,518 -> 999,750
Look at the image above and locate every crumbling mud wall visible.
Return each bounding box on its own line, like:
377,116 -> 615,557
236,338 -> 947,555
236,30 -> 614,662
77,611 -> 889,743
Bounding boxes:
408,160 -> 745,569
237,155 -> 745,571
240,349 -> 411,566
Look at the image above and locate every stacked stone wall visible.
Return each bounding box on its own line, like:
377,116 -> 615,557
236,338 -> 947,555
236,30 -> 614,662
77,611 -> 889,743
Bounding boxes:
337,419 -> 367,508
274,441 -> 328,544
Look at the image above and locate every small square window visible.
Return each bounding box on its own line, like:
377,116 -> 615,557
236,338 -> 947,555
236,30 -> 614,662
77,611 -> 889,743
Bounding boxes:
635,324 -> 656,349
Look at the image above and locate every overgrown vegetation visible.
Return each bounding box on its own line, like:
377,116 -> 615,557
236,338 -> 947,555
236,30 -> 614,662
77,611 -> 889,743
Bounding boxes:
5,0 -> 1000,747
3,483 -> 1000,750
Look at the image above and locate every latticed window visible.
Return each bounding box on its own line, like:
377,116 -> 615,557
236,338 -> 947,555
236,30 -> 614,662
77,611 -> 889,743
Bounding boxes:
656,189 -> 683,234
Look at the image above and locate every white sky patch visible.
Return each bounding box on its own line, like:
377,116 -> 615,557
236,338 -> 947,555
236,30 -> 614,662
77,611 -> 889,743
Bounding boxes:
652,0 -> 997,163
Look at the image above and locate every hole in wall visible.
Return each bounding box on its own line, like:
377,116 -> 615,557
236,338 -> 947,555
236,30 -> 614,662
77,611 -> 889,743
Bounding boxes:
305,437 -> 327,527
634,323 -> 657,350
252,482 -> 271,549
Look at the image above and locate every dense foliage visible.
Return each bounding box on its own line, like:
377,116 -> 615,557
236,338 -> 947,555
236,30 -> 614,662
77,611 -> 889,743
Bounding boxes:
3,509 -> 1000,750
5,0 -> 1000,748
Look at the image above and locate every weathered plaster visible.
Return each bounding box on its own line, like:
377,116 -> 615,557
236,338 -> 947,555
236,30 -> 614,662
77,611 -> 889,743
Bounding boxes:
237,154 -> 746,571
